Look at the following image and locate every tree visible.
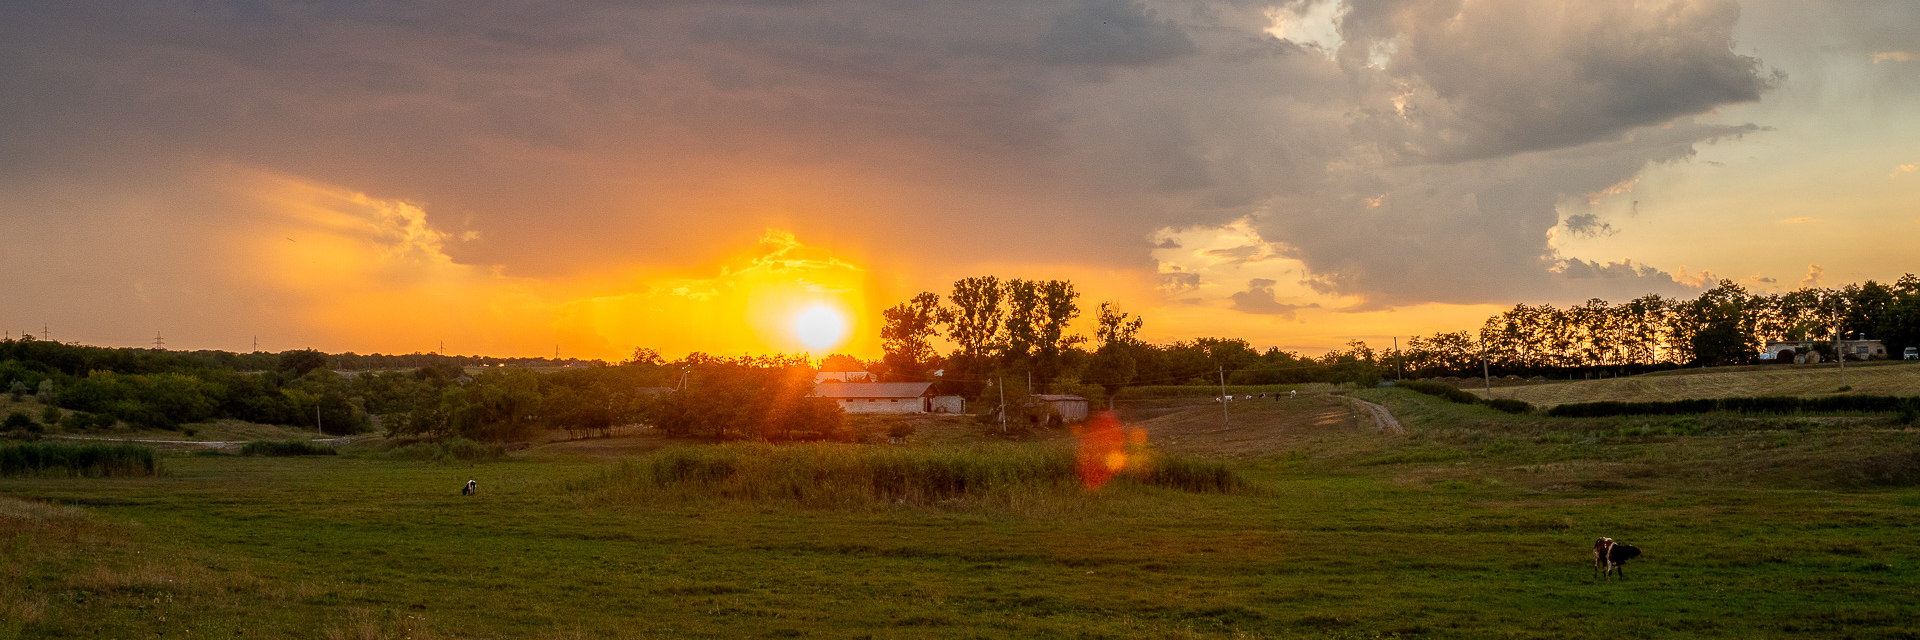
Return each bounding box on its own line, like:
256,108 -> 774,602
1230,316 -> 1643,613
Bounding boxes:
1034,280 -> 1082,380
947,277 -> 1005,359
1087,302 -> 1143,408
277,349 -> 329,377
1002,278 -> 1042,364
1681,280 -> 1759,367
879,292 -> 944,380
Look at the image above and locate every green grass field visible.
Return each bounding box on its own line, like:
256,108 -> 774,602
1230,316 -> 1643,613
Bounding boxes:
1472,361 -> 1920,407
4,386 -> 1919,639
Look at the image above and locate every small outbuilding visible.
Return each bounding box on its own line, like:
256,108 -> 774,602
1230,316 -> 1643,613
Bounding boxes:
810,381 -> 964,414
1030,394 -> 1089,423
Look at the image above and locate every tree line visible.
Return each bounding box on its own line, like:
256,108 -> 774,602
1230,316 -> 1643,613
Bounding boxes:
1392,276 -> 1920,377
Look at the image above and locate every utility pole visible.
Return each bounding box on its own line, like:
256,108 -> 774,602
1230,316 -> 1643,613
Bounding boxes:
1219,366 -> 1230,430
998,377 -> 1007,433
1837,329 -> 1848,388
1394,336 -> 1403,380
252,336 -> 258,353
153,331 -> 165,350
316,403 -> 324,436
1483,346 -> 1492,397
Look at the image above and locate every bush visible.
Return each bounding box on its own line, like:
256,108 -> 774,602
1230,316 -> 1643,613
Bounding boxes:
1548,395 -> 1920,418
387,437 -> 507,463
3,411 -> 36,432
1483,398 -> 1534,415
1399,380 -> 1533,414
1398,380 -> 1479,404
588,444 -> 1248,509
0,442 -> 157,477
239,439 -> 337,456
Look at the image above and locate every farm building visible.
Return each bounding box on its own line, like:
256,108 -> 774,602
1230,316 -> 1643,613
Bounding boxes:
810,381 -> 965,414
1031,394 -> 1089,423
1761,339 -> 1889,362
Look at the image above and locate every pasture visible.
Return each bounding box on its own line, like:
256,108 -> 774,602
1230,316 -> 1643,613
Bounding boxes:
1471,361 -> 1920,408
3,386 -> 1919,639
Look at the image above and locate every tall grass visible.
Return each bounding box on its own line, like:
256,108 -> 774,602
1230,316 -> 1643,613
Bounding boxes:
0,442 -> 158,477
239,439 -> 337,456
386,437 -> 507,463
584,444 -> 1247,509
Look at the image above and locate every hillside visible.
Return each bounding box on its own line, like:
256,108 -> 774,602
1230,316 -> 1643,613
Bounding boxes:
1470,361 -> 1920,407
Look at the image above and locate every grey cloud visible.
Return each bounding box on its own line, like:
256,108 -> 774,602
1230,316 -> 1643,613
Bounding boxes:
1561,213 -> 1614,237
1037,0 -> 1196,66
1230,278 -> 1317,317
1157,271 -> 1200,293
1340,0 -> 1776,160
0,0 -> 1793,315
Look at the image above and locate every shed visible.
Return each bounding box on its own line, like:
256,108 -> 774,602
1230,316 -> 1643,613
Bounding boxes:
1031,394 -> 1089,423
811,382 -> 937,414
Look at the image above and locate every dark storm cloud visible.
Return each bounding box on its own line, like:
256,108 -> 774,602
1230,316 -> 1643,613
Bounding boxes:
1037,0 -> 1197,66
0,0 -> 1782,312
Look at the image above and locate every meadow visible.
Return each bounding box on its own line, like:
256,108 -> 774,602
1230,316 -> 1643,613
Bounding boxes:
3,384 -> 1918,639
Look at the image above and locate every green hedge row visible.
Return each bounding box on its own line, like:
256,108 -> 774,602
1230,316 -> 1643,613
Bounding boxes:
0,442 -> 158,477
1397,380 -> 1534,415
239,439 -> 338,456
1547,395 -> 1920,418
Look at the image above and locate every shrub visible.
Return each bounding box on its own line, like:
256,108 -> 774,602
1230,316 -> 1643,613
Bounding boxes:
1483,398 -> 1533,415
1398,380 -> 1480,404
1548,395 -> 1920,418
0,442 -> 158,477
239,439 -> 337,456
1400,380 -> 1533,414
590,444 -> 1248,508
387,437 -> 507,462
3,411 -> 36,432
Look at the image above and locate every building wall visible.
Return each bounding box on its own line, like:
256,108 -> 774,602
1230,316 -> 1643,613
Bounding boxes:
929,395 -> 966,414
1047,399 -> 1089,422
835,398 -> 925,414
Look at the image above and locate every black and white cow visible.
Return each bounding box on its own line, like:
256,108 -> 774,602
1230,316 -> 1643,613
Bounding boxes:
462,479 -> 477,496
1593,537 -> 1642,580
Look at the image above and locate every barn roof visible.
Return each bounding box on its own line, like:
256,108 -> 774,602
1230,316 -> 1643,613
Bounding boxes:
811,382 -> 933,399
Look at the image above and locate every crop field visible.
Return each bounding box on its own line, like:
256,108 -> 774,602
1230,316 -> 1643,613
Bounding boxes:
4,388 -> 1920,639
1472,361 -> 1920,408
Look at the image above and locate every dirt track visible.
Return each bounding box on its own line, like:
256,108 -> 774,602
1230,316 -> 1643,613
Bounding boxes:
1117,392 -> 1398,458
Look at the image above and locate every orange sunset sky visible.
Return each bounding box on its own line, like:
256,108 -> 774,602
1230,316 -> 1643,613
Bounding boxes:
3,0 -> 1916,361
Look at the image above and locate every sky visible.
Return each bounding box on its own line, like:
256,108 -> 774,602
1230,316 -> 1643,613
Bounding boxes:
1,0 -> 1915,361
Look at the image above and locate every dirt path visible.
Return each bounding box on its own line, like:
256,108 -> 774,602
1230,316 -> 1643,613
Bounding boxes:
1119,393 -> 1390,458
1340,396 -> 1405,434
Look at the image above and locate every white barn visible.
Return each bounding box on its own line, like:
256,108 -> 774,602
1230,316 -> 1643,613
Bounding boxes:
811,382 -> 965,414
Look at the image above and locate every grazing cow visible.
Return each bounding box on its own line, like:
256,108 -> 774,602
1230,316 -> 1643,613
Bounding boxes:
462,479 -> 477,496
1593,537 -> 1642,580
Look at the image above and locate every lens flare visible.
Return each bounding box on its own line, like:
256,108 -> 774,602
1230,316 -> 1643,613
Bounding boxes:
794,305 -> 848,351
1077,411 -> 1137,490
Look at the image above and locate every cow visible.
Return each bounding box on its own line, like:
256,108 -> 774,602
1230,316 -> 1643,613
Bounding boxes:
462,479 -> 477,496
1593,537 -> 1642,580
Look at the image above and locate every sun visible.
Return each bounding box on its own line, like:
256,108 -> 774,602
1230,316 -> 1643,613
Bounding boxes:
793,305 -> 849,352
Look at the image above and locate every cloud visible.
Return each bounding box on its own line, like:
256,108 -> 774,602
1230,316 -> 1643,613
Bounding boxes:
1037,0 -> 1196,67
1872,51 -> 1913,64
0,0 -> 1797,348
1229,278 -> 1317,318
1800,264 -> 1825,289
1893,164 -> 1917,177
1156,270 -> 1200,293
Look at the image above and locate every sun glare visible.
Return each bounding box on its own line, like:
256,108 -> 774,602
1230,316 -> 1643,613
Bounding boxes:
794,305 -> 848,351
